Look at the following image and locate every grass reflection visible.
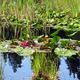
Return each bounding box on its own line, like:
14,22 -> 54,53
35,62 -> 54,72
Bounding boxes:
32,52 -> 58,80
0,54 -> 2,80
0,69 -> 2,80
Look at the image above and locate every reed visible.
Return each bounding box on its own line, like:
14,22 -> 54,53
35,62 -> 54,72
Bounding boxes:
1,0 -> 80,17
0,0 -> 80,40
52,0 -> 80,17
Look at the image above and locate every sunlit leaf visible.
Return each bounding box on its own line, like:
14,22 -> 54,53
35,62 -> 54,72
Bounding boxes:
54,48 -> 78,57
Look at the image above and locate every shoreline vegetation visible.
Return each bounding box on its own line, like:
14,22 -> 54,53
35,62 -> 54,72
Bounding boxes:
0,0 -> 80,40
0,0 -> 80,80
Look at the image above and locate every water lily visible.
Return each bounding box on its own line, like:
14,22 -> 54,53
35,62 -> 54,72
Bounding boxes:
21,41 -> 29,48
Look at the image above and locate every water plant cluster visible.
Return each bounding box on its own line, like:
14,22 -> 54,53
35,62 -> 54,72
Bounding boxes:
32,52 -> 58,80
1,0 -> 80,80
0,0 -> 80,62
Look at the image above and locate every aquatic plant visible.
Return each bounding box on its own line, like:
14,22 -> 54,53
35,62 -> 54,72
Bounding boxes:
21,41 -> 29,48
1,0 -> 80,40
49,30 -> 61,49
54,48 -> 78,57
32,52 -> 57,80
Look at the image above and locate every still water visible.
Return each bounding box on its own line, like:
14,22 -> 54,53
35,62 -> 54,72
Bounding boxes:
58,57 -> 80,80
0,53 -> 33,80
0,53 -> 80,80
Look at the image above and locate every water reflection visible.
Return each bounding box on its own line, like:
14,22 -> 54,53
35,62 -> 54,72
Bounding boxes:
0,52 -> 58,80
3,53 -> 23,72
0,54 -> 3,80
0,53 -> 33,80
66,56 -> 80,80
32,52 -> 58,80
59,56 -> 80,80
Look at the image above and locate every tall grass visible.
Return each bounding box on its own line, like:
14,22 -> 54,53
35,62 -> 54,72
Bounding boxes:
0,0 -> 35,19
0,0 -> 80,39
0,0 -> 80,18
0,0 -> 36,39
1,0 -> 80,18
52,0 -> 80,17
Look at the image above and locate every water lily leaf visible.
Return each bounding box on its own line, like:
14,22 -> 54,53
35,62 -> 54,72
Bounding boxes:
10,46 -> 23,53
9,46 -> 34,56
0,44 -> 8,52
54,48 -> 78,57
19,47 -> 34,56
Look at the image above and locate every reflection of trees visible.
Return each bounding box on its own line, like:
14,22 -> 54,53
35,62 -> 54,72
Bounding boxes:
0,54 -> 2,80
3,52 -> 23,72
66,56 -> 80,79
32,52 -> 59,80
3,53 -> 7,63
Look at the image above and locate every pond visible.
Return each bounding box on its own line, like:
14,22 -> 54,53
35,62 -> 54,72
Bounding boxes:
58,57 -> 80,80
0,53 -> 33,80
0,53 -> 80,80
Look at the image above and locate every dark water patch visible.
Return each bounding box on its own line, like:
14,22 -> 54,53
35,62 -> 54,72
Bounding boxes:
0,53 -> 33,80
70,31 -> 80,40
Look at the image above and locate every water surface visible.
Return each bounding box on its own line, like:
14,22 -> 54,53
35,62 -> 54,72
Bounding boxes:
0,53 -> 80,80
0,53 -> 33,80
58,57 -> 80,80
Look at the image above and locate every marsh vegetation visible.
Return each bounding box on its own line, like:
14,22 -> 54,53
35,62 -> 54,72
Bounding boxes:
0,0 -> 80,80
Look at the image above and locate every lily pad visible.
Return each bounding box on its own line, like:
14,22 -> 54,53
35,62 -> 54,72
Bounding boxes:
0,44 -> 8,52
54,48 -> 78,57
9,46 -> 34,56
19,47 -> 34,56
10,46 -> 23,53
0,42 -> 34,56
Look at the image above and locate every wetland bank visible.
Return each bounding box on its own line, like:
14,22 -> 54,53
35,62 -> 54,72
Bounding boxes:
1,0 -> 80,80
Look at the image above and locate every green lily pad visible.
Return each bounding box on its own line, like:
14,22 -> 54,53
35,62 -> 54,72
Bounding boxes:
10,46 -> 23,53
54,48 -> 78,57
19,47 -> 34,56
10,46 -> 34,56
0,44 -> 8,52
